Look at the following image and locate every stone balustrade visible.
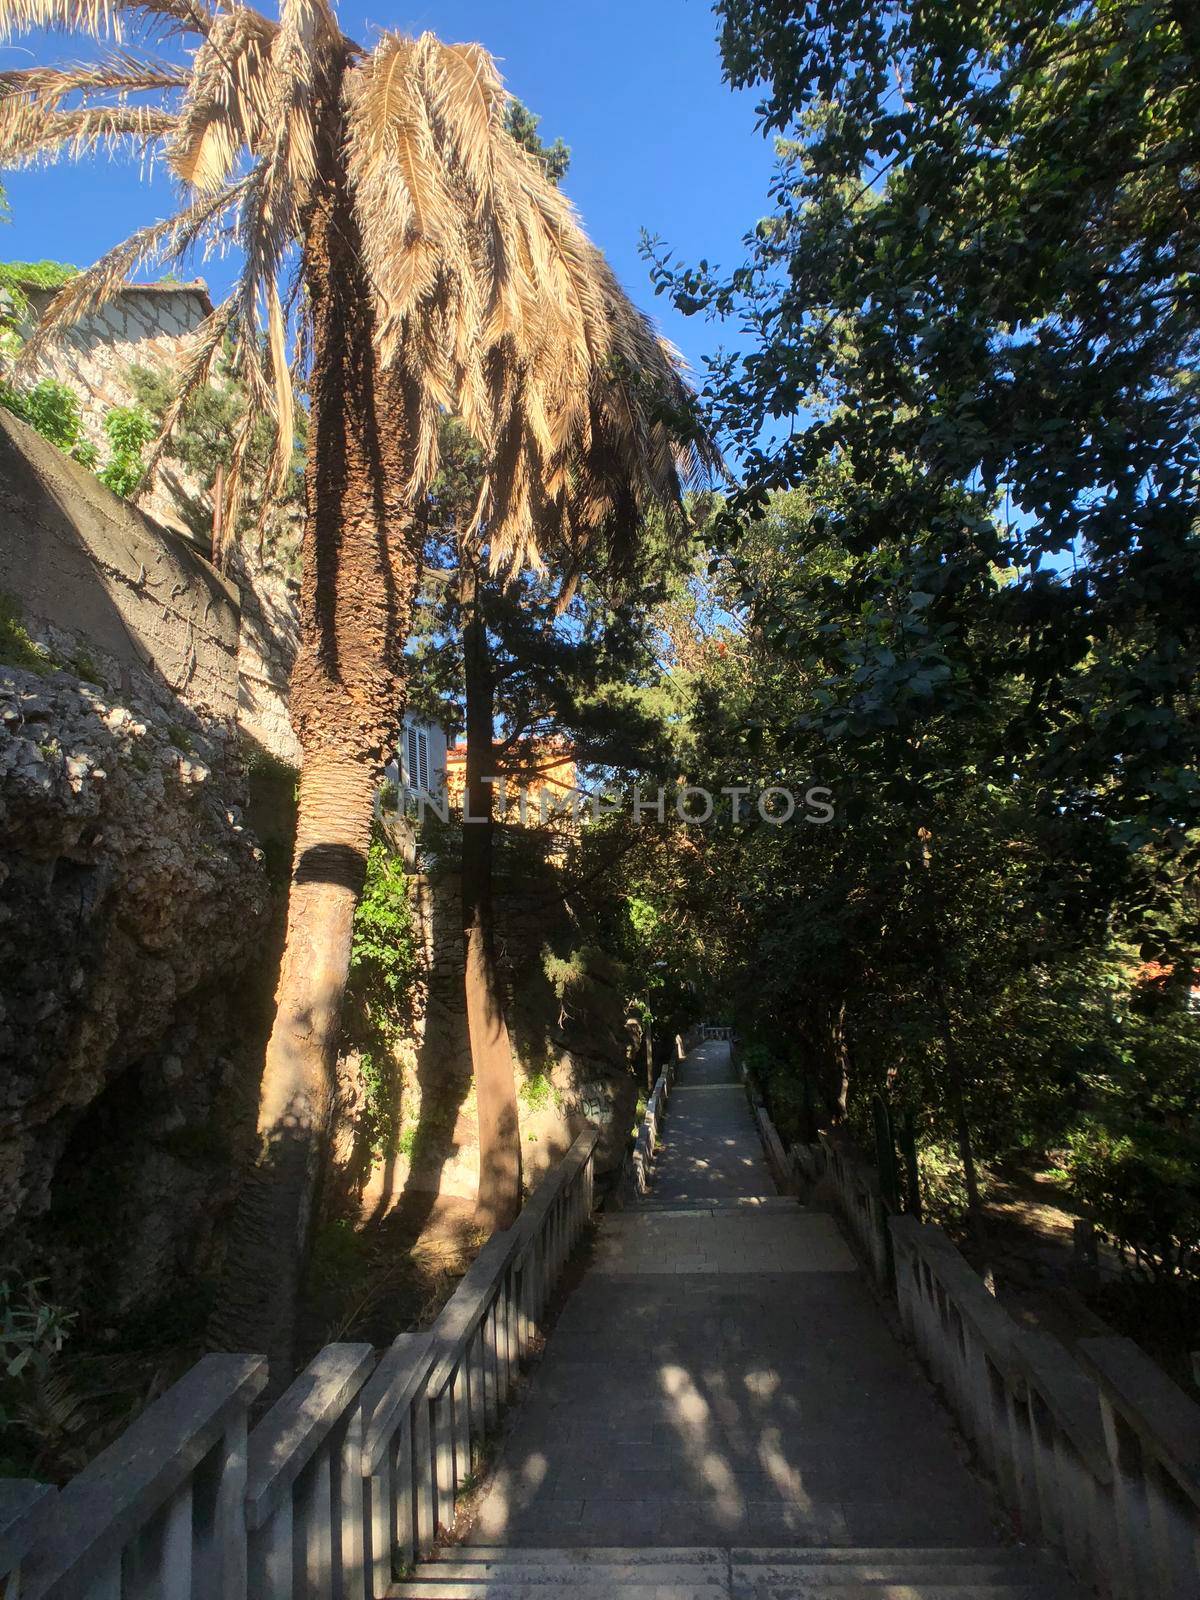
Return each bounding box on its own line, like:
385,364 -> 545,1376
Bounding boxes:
819,1131 -> 893,1286
892,1214 -> 1200,1598
4,1129 -> 599,1600
736,1059 -> 793,1196
0,1481 -> 56,1599
806,1128 -> 1200,1600
629,1054 -> 676,1197
1076,1333 -> 1200,1599
18,1353 -> 265,1599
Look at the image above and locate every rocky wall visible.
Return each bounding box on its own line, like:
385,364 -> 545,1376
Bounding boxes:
0,619 -> 276,1327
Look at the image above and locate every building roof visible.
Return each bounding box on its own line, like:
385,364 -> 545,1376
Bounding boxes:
17,277 -> 214,315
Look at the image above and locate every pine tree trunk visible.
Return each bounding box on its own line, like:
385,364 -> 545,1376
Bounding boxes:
211,69 -> 417,1377
461,571 -> 522,1232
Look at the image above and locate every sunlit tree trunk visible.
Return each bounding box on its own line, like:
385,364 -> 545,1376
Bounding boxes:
461,568 -> 522,1232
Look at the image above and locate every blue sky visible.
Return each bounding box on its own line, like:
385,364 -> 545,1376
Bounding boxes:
2,0 -> 778,379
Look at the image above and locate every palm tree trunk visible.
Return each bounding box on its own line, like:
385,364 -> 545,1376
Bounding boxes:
211,71 -> 417,1377
461,569 -> 522,1232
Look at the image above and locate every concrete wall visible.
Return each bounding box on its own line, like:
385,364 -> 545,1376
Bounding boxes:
234,557 -> 302,767
0,408 -> 239,720
0,409 -> 302,765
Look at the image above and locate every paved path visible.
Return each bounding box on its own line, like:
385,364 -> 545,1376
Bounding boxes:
468,1040 -> 1000,1550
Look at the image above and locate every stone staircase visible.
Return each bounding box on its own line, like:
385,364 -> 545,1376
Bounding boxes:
390,1544 -> 1077,1598
401,1041 -> 1084,1600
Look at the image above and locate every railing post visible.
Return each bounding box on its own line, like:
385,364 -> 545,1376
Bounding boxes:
363,1417 -> 399,1597
245,1343 -> 373,1600
193,1404 -> 251,1600
358,1330 -> 435,1586
1078,1335 -> 1200,1600
452,1348 -> 472,1493
431,1374 -> 457,1533
335,1394 -> 367,1600
413,1388 -> 436,1553
1096,1385 -> 1154,1599
124,1482 -> 192,1600
0,1482 -> 56,1600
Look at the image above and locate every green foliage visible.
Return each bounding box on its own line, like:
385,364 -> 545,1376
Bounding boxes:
0,377 -> 86,455
351,841 -> 419,1011
655,0 -> 1200,873
306,1218 -> 370,1307
344,837 -> 420,1158
97,405 -> 155,498
913,1141 -> 980,1232
519,1068 -> 559,1113
632,0 -> 1200,1336
1060,1013 -> 1200,1282
0,1271 -> 74,1457
0,377 -> 152,500
0,264 -> 107,479
503,99 -> 570,185
0,1274 -> 72,1387
0,259 -> 78,325
128,358 -> 305,561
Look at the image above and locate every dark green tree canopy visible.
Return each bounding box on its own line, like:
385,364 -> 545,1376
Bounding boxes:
650,0 -> 1200,882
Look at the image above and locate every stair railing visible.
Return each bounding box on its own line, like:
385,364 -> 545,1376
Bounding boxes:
7,1128 -> 600,1600
891,1213 -> 1200,1600
629,1054 -> 675,1198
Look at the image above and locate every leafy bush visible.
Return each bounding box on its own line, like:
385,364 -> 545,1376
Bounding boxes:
0,259 -> 78,327
1061,1015 -> 1200,1283
0,1274 -> 72,1390
519,1068 -> 559,1113
915,1140 -> 978,1230
0,378 -> 88,456
0,380 -> 152,498
0,1272 -> 75,1471
350,841 -> 419,1013
344,837 -> 420,1157
97,405 -> 155,498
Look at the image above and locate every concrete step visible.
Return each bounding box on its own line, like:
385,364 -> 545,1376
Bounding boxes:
391,1587 -> 721,1599
635,1198 -> 800,1213
732,1566 -> 1051,1587
731,1588 -> 1065,1600
456,1549 -> 1026,1564
395,1565 -> 1049,1588
392,1583 -> 1067,1600
390,1547 -> 1076,1599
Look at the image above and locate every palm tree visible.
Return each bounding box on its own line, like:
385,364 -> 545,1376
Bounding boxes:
0,1 -> 712,1375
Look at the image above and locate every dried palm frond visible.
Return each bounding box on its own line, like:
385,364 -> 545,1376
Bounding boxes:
8,7 -> 715,584
224,0 -> 337,420
343,28 -> 717,580
0,52 -> 186,104
168,7 -> 276,191
0,102 -> 175,165
0,0 -> 213,44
